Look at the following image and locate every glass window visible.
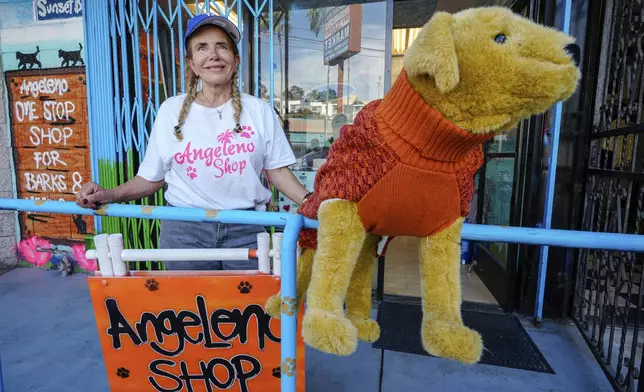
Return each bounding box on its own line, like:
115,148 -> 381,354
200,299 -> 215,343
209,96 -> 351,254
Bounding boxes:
481,157 -> 515,267
259,1 -> 388,211
487,129 -> 518,154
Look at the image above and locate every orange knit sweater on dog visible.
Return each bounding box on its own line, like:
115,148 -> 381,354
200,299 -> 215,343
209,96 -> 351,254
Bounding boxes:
298,69 -> 492,250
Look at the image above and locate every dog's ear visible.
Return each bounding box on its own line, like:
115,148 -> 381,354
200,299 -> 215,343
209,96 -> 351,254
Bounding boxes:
403,12 -> 459,93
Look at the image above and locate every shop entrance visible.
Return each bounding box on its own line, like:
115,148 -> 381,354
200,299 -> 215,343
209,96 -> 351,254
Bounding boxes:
266,0 -> 522,311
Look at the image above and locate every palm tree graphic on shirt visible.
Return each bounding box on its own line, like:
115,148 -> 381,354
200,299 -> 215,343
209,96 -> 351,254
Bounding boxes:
217,129 -> 234,144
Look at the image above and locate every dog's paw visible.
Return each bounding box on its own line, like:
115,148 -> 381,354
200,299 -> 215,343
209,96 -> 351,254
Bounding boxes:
116,367 -> 130,379
349,316 -> 381,343
265,294 -> 282,318
281,358 -> 296,377
302,310 -> 357,356
421,319 -> 483,364
145,279 -> 159,291
281,297 -> 297,316
237,281 -> 252,294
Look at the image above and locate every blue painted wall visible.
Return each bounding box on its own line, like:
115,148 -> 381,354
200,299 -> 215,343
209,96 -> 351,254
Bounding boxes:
0,0 -> 85,71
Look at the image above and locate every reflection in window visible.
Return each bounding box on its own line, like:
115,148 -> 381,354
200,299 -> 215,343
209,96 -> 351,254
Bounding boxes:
487,128 -> 518,154
259,1 -> 387,211
482,158 -> 515,266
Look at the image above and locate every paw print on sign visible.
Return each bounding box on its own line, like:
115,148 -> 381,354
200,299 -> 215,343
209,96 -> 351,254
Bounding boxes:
239,125 -> 255,139
237,281 -> 252,294
281,297 -> 296,316
186,166 -> 198,179
116,367 -> 130,378
145,279 -> 159,291
281,358 -> 296,377
272,367 -> 281,378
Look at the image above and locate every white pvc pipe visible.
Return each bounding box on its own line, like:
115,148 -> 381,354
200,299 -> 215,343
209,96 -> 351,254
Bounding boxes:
86,248 -> 251,262
257,232 -> 270,274
93,234 -> 113,277
108,234 -> 127,276
271,232 -> 283,277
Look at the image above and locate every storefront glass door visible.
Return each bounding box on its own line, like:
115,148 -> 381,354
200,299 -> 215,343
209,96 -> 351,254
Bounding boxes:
472,121 -> 524,311
257,0 -> 526,306
258,0 -> 389,288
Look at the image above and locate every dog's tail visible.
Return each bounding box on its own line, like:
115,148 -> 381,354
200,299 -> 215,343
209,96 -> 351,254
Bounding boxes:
79,43 -> 83,50
35,46 -> 40,53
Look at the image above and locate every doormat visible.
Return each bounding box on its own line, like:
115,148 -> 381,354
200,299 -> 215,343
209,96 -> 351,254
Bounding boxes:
373,300 -> 554,374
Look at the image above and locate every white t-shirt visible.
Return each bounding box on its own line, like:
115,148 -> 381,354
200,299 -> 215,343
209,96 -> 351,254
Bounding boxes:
137,93 -> 296,211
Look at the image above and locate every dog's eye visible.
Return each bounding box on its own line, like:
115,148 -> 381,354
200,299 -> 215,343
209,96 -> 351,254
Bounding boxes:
494,33 -> 507,44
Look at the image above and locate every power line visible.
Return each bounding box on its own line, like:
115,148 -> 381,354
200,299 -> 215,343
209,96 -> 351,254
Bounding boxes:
286,25 -> 386,41
260,35 -> 386,53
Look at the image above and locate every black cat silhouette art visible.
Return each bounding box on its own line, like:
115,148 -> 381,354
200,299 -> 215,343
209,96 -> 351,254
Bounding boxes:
59,43 -> 84,68
73,214 -> 87,235
16,47 -> 41,70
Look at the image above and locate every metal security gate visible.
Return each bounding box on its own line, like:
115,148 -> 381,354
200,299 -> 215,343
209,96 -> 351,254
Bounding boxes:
83,0 -> 276,270
572,0 -> 644,391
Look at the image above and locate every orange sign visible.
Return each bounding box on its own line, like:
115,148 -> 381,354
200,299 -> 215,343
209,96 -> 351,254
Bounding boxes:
88,272 -> 306,392
5,67 -> 94,240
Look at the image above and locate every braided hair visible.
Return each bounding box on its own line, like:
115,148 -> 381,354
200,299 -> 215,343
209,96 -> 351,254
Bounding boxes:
174,67 -> 199,141
231,67 -> 243,133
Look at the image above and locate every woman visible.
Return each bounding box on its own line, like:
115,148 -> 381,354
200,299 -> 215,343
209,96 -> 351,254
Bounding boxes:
76,13 -> 310,271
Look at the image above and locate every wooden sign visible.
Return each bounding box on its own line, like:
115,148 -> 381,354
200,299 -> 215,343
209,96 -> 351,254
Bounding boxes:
88,273 -> 306,392
323,5 -> 362,66
5,67 -> 94,240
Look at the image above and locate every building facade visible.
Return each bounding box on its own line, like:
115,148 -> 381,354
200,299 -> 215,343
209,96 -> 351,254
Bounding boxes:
1,1 -> 642,388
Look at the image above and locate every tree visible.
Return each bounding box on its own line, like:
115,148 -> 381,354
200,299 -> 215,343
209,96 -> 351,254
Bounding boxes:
306,90 -> 321,102
304,88 -> 337,102
281,85 -> 306,100
306,8 -> 328,37
289,85 -> 305,99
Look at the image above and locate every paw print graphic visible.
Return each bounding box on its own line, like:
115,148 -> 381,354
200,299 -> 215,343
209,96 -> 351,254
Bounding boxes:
281,358 -> 296,377
145,279 -> 159,291
237,281 -> 252,294
240,125 -> 255,139
281,297 -> 296,316
186,166 -> 198,179
272,367 -> 281,378
116,367 -> 130,378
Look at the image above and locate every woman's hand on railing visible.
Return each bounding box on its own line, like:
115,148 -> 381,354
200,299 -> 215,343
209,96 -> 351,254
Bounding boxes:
76,181 -> 110,209
75,176 -> 166,209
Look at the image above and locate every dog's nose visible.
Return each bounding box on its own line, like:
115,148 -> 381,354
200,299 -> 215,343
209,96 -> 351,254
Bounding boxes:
565,43 -> 580,66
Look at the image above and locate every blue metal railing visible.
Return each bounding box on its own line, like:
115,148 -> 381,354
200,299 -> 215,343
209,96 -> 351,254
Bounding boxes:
1,199 -> 644,391
0,200 -> 306,392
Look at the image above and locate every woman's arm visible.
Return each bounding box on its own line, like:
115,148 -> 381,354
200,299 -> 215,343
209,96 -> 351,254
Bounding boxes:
77,176 -> 166,208
105,176 -> 166,203
265,167 -> 310,205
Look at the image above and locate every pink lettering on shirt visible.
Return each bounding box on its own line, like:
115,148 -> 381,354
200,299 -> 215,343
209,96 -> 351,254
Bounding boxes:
173,128 -> 256,179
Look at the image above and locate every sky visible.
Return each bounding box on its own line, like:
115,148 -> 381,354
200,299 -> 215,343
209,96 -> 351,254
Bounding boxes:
259,2 -> 388,104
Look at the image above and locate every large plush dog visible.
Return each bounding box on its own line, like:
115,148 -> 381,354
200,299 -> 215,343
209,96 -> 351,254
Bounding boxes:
267,6 -> 580,364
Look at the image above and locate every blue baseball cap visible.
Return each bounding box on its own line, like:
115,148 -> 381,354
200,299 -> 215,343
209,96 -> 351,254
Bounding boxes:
184,13 -> 241,49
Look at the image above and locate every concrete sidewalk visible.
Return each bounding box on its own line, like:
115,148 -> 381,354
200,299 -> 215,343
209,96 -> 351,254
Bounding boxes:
0,267 -> 613,391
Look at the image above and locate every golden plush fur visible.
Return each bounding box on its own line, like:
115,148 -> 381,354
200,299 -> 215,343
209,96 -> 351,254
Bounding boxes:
266,6 -> 580,364
405,8 -> 579,134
